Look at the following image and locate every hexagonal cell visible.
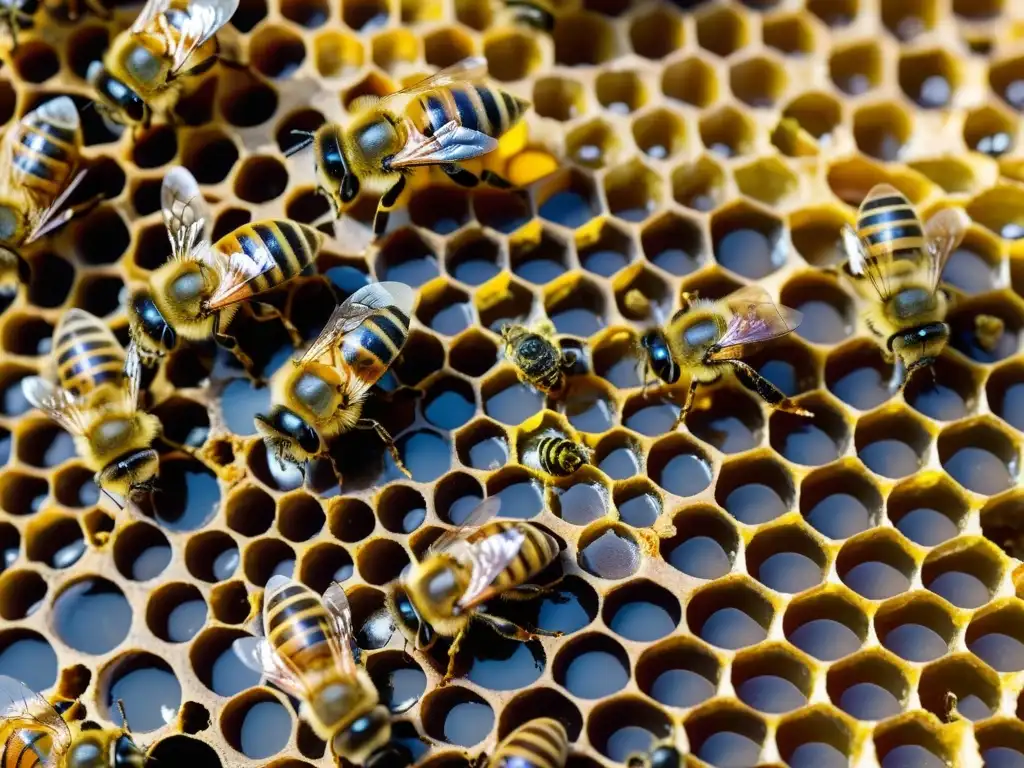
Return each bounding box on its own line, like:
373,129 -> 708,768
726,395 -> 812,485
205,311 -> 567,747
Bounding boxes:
671,156 -> 726,213
989,55 -> 1024,112
769,394 -> 848,466
699,105 -> 756,159
784,588 -> 868,661
408,185 -> 471,237
730,55 -> 787,109
595,70 -> 646,116
552,11 -> 617,66
964,106 -> 1017,157
341,0 -> 388,30
899,49 -> 960,109
552,632 -> 630,699
988,362 -> 1024,436
661,505 -> 738,580
661,56 -> 718,109
250,25 -> 307,79
544,274 -> 608,337
888,475 -> 967,548
873,716 -> 957,766
687,578 -> 774,650
631,108 -> 685,162
635,636 -> 721,709
375,229 -> 440,287
824,339 -> 895,412
922,538 -> 1003,609
603,160 -> 662,224
587,696 -> 672,763
685,704 -> 767,766
646,434 -> 713,498
536,168 -> 601,229
938,420 -> 1019,496
564,118 -> 620,170
732,644 -> 813,714
837,530 -> 917,601
880,0 -> 936,41
853,102 -> 912,162
601,579 -> 680,642
966,601 -> 1024,672
747,524 -> 828,595
875,593 -> 955,662
830,41 -> 882,96
827,651 -> 909,720
696,5 -> 748,57
807,0 -> 857,26
710,201 -> 788,279
532,76 -> 585,122
577,521 -> 641,579
684,384 -> 764,454
801,463 -> 882,540
483,30 -> 540,82
734,157 -> 799,208
628,5 -> 682,59
313,30 -> 364,77
921,655 -> 1001,722
763,13 -> 816,56
854,408 -> 931,479
950,295 -> 1022,364
905,355 -> 979,422
445,231 -> 505,288
789,206 -> 850,268
776,707 -> 854,768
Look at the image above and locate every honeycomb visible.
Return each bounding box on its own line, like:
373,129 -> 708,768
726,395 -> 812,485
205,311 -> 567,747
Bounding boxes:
2,0 -> 1024,764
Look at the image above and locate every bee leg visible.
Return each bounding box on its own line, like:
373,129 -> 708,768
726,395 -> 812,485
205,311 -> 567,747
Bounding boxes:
499,577 -> 565,601
252,300 -> 303,347
480,170 -> 513,189
83,0 -> 111,18
441,627 -> 468,687
730,360 -> 812,417
215,331 -> 262,384
441,164 -> 481,188
372,175 -> 407,238
670,378 -> 699,430
476,612 -> 563,641
355,418 -> 411,478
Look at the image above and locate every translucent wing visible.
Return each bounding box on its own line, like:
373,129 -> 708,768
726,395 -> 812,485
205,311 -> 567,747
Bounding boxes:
21,376 -> 88,436
299,281 -> 415,364
161,166 -> 213,264
457,526 -> 527,610
230,637 -> 305,700
923,206 -> 970,291
202,244 -> 276,312
388,119 -> 500,169
322,582 -> 358,675
709,285 -> 802,361
123,342 -> 143,411
430,496 -> 502,555
133,0 -> 239,73
0,675 -> 72,767
21,98 -> 87,244
382,57 -> 489,103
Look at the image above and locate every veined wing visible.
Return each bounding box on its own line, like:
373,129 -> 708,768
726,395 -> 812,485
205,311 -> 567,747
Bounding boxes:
429,496 -> 502,556
133,0 -> 239,73
923,206 -> 970,291
841,183 -> 922,301
322,582 -> 358,676
230,635 -> 306,700
456,526 -> 527,610
0,675 -> 72,768
299,281 -> 415,364
21,98 -> 87,244
123,342 -> 144,412
202,244 -> 275,311
21,376 -> 89,436
382,57 -> 489,104
161,166 -> 213,264
389,119 -> 499,169
709,285 -> 802,361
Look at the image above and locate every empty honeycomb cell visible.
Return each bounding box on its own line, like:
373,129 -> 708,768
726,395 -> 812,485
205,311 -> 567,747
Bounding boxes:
874,593 -> 955,662
73,273 -> 123,318
775,707 -> 854,768
421,686 -> 494,747
243,537 -> 296,585
733,644 -> 813,714
950,298 -> 1021,364
646,434 -> 713,498
827,651 -> 909,721
131,126 -> 179,170
422,376 -> 476,432
695,5 -> 748,57
435,472 -> 484,525
977,724 -> 1024,768
882,0 -> 936,40
837,531 -> 917,601
147,582 -> 207,643
710,201 -> 787,279
497,688 -> 583,742
472,188 -> 533,234
964,105 -> 1018,157
966,601 -> 1024,672
26,252 -> 74,308
715,455 -> 792,526
0,569 -> 45,620
0,629 -> 57,692
938,419 -> 1019,495
313,29 -> 364,76
191,626 -> 259,696
685,703 -> 768,766
570,221 -> 629,280
423,27 -> 474,70
628,108 -> 684,164
905,355 -> 979,422
0,522 -> 17,571
274,492 -> 325,543
855,408 -> 931,479
532,76 -> 586,122
275,109 -> 326,156
874,718 -> 955,767
601,578 -> 681,642
801,463 -> 883,541
699,105 -> 756,159
376,229 -> 440,286
235,155 -> 290,204
783,275 -> 855,345
853,102 -> 912,161
734,157 -> 800,209
789,206 -> 851,268
825,339 -> 896,412
53,576 -> 132,654
103,652 -> 183,733
634,636 -> 720,709
587,695 -> 671,762
987,361 -> 1024,433
922,538 -> 1003,609
920,655 -> 1000,722
453,417 -> 508,470
730,55 -> 788,109
13,40 -> 60,84
132,178 -> 163,215
661,56 -> 718,109
208,580 -> 250,625
356,537 -> 410,586
687,577 -> 773,650
553,11 -> 617,66
222,689 -> 294,759
899,49 -> 960,109
17,420 -> 76,468
483,30 -> 540,82
990,56 -> 1024,112
341,0 -> 388,30
943,227 -> 1004,296
0,470 -> 47,516
661,506 -> 737,581
448,230 -> 505,287
686,386 -> 764,454
769,395 -> 849,466
366,650 -> 427,713
110,520 -> 171,582
595,71 -> 646,116
763,13 -> 816,57
26,513 -> 86,569
448,331 -> 499,381
485,467 -> 544,519
611,481 -> 659,528
625,8 -> 679,61
1,313 -> 53,357
219,69 -> 279,128
406,186 -> 469,237
670,156 -> 726,213
747,524 -> 828,594
887,475 -> 966,547
543,274 -> 607,337
417,281 -> 474,337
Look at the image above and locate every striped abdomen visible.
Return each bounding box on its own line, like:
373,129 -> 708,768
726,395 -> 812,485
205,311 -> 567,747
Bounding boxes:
537,436 -> 587,477
52,309 -> 124,399
213,220 -> 322,299
469,521 -> 559,592
417,85 -> 529,141
490,718 -> 569,768
265,580 -> 336,685
856,187 -> 924,261
340,303 -> 411,387
12,102 -> 80,211
1,726 -> 55,768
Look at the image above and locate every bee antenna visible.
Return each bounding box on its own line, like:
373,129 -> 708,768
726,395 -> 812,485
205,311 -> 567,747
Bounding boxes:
100,486 -> 124,513
285,132 -> 315,158
116,699 -> 132,733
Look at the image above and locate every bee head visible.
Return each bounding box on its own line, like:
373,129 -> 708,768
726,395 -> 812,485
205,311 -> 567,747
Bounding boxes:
330,705 -> 392,765
97,448 -> 160,502
255,407 -> 322,466
86,62 -> 147,128
890,322 -> 949,381
311,124 -> 361,217
126,285 -> 176,361
385,581 -> 436,652
112,733 -> 147,768
640,329 -> 679,384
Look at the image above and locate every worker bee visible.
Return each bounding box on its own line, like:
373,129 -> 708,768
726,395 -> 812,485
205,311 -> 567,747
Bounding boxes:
255,280 -> 415,480
640,285 -> 812,427
501,322 -> 576,396
840,184 -> 969,388
21,309 -> 162,506
232,577 -> 399,765
0,96 -> 92,296
478,719 -> 569,768
974,313 -> 1005,353
0,676 -> 147,767
626,738 -> 685,768
533,431 -> 590,477
386,497 -> 563,685
86,0 -> 239,130
125,166 -> 322,376
288,56 -> 530,239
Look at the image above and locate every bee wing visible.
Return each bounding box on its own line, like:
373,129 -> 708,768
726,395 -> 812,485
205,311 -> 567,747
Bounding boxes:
0,675 -> 72,766
123,342 -> 144,411
389,119 -> 500,169
322,582 -> 359,676
923,206 -> 970,291
162,166 -> 213,265
202,243 -> 277,312
21,376 -> 88,436
429,496 -> 503,555
299,281 -> 415,364
133,0 -> 238,73
381,57 -> 489,104
456,526 -> 528,611
708,285 -> 802,362
230,636 -> 307,700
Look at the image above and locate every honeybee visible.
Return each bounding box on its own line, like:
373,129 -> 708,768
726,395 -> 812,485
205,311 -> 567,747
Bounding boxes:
974,313 -> 1005,353
640,285 -> 812,427
534,431 -> 590,477
0,97 -> 92,296
232,577 -> 397,764
126,166 -> 323,376
21,309 -> 162,506
479,719 -> 569,768
255,280 -> 415,480
386,497 -> 563,685
840,184 -> 969,388
288,57 -> 530,239
626,738 -> 685,768
0,675 -> 147,767
502,322 -> 576,396
86,0 -> 239,130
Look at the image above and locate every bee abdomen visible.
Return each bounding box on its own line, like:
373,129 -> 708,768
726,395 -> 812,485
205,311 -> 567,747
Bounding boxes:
857,189 -> 924,259
423,85 -> 528,141
1,725 -> 54,768
340,304 -> 411,386
54,311 -> 124,397
265,582 -> 333,672
491,719 -> 569,768
216,220 -> 322,296
483,521 -> 559,589
537,436 -> 587,477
